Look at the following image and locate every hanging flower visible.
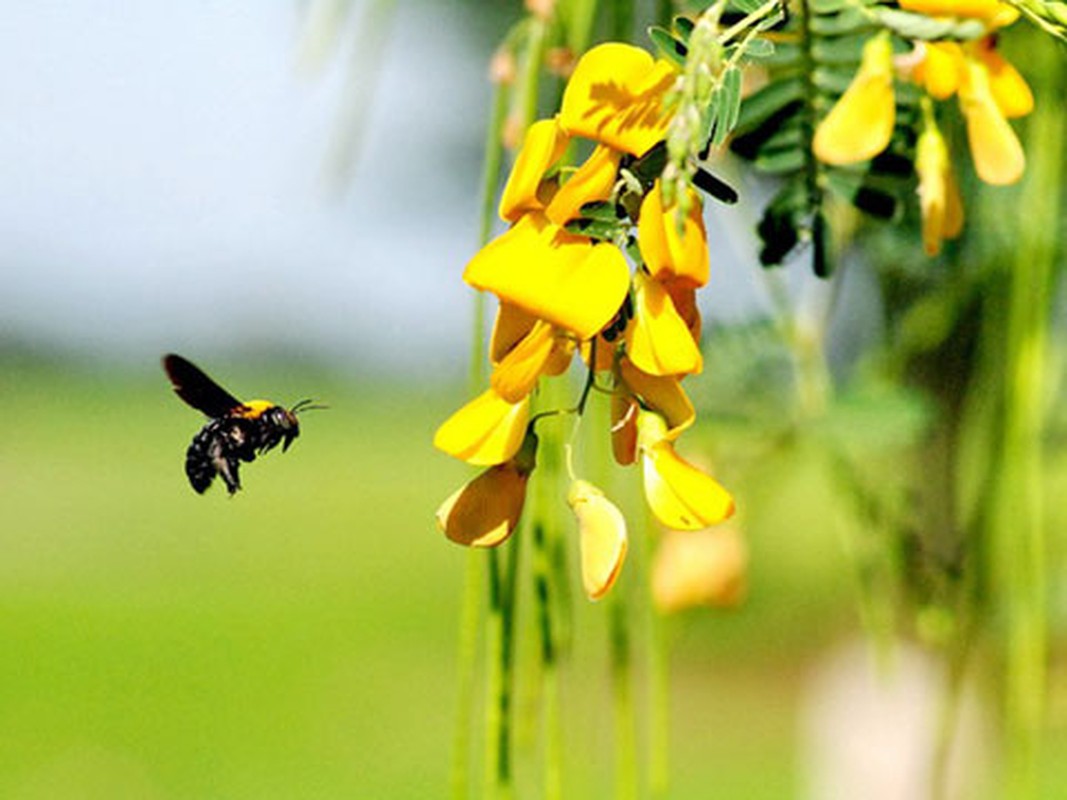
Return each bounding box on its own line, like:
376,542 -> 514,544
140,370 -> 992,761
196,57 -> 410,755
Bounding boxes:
651,527 -> 748,612
434,388 -> 531,466
567,479 -> 629,600
916,108 -> 964,256
625,269 -> 704,377
813,33 -> 896,165
636,410 -> 734,531
637,181 -> 710,290
958,51 -> 1026,185
436,433 -> 538,547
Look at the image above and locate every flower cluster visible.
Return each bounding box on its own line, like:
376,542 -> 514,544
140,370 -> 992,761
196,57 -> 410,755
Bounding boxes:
434,42 -> 735,600
812,0 -> 1033,255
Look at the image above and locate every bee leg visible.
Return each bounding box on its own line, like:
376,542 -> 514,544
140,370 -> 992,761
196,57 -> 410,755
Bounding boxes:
217,451 -> 243,495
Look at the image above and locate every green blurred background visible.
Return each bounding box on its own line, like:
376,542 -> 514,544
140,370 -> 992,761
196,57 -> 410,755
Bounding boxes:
3,1 -> 1067,798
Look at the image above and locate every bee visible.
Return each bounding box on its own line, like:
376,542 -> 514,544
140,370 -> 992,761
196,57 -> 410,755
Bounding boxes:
162,353 -> 323,495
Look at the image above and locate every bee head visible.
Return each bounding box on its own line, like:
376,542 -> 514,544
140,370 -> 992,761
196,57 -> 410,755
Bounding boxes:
282,399 -> 328,451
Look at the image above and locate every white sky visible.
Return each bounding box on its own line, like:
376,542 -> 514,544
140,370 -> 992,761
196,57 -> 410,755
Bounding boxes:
0,1 -> 768,375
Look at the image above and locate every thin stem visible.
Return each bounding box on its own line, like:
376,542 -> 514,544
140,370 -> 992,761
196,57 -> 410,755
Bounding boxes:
610,594 -> 638,800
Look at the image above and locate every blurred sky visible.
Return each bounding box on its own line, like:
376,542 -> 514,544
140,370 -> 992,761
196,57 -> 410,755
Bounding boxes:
0,1 -> 771,376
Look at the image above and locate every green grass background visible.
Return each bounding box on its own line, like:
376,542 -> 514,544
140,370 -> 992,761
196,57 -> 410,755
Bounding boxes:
2,358 -> 1065,798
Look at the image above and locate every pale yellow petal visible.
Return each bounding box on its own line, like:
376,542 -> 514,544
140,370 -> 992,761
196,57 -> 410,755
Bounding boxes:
568,479 -> 628,600
651,528 -> 748,612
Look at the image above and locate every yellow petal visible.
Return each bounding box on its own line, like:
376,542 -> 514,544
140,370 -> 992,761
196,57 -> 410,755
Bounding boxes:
915,42 -> 964,100
637,411 -> 734,531
559,43 -> 676,156
974,44 -> 1033,119
499,118 -> 569,222
917,118 -> 965,257
490,320 -> 556,402
641,444 -> 735,530
638,183 -> 709,289
813,34 -> 895,165
651,528 -> 748,612
959,58 -> 1025,185
568,480 -> 628,600
546,145 -> 621,225
611,391 -> 639,466
619,357 -> 695,435
434,388 -> 530,466
465,213 -> 631,340
437,462 -> 530,547
490,301 -> 537,364
625,270 -> 702,377
898,0 -> 1018,24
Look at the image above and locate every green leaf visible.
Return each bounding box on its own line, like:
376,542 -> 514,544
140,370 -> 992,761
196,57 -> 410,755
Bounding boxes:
672,14 -> 695,38
737,37 -> 776,59
735,77 -> 805,131
708,66 -> 744,147
754,146 -> 806,175
871,8 -> 986,40
826,171 -> 902,220
811,35 -> 864,65
809,8 -> 873,35
648,26 -> 688,67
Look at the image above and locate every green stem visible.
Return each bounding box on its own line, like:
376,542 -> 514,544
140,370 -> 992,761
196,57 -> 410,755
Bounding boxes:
533,521 -> 562,800
485,541 -> 522,799
610,595 -> 637,800
451,550 -> 484,800
995,40 -> 1061,797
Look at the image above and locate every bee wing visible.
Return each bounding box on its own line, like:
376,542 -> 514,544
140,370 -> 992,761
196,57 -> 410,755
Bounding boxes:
163,354 -> 244,417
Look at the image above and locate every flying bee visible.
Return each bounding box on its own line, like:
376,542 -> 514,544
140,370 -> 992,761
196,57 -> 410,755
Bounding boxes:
162,353 -> 324,495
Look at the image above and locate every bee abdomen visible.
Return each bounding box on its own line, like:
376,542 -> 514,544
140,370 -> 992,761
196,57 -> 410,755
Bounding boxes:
185,419 -> 250,495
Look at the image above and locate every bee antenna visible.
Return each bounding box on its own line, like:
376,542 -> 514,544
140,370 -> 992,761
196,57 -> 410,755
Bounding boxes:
290,398 -> 329,415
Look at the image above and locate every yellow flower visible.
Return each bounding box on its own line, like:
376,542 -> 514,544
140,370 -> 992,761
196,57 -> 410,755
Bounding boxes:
490,318 -> 573,402
498,118 -> 570,223
436,433 -> 538,547
972,38 -> 1033,119
958,55 -> 1025,185
813,33 -> 896,165
913,42 -> 965,100
544,144 -> 622,226
610,357 -> 696,466
651,527 -> 748,612
434,388 -> 531,466
916,115 -> 964,256
559,42 -> 677,157
464,212 -> 631,340
638,182 -> 710,290
567,479 -> 628,600
898,0 -> 1019,27
636,411 -> 734,530
625,269 -> 703,377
